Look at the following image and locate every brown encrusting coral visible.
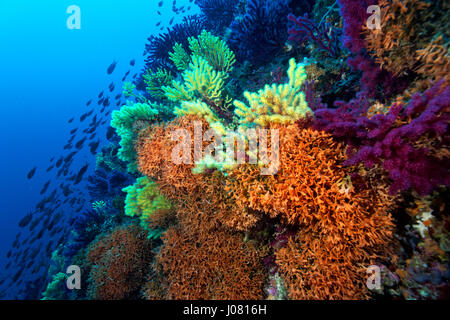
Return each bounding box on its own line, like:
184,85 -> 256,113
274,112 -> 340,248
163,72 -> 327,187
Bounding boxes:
227,124 -> 398,299
155,227 -> 267,299
137,114 -> 259,232
136,115 -> 267,299
363,0 -> 449,95
86,225 -> 152,300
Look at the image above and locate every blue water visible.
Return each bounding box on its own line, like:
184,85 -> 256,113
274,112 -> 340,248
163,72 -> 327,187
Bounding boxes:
0,0 -> 199,299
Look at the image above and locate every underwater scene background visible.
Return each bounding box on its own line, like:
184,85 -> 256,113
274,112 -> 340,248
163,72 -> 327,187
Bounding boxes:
0,0 -> 448,300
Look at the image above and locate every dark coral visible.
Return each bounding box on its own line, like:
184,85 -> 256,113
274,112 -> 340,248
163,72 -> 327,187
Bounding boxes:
228,0 -> 291,65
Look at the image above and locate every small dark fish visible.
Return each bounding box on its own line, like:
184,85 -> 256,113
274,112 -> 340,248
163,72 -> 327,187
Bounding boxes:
63,143 -> 72,150
86,99 -> 92,106
100,106 -> 106,113
107,60 -> 117,75
103,97 -> 110,107
29,218 -> 40,231
70,128 -> 78,135
116,101 -> 121,106
80,113 -> 88,122
18,213 -> 33,228
158,1 -> 163,7
106,126 -> 115,140
64,151 -> 77,163
75,137 -> 87,149
169,17 -> 174,25
68,117 -> 74,123
89,140 -> 100,155
46,164 -> 54,172
105,110 -> 112,116
115,93 -> 121,100
27,167 -> 37,179
40,180 -> 51,195
156,21 -> 161,27
74,164 -> 89,185
132,73 -> 137,79
130,59 -> 135,66
12,269 -> 23,282
158,11 -> 161,15
89,132 -> 97,140
98,98 -> 104,105
98,91 -> 104,98
56,157 -> 63,168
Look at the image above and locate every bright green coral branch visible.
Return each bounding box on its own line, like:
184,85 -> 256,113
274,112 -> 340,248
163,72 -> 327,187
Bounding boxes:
188,30 -> 236,76
122,176 -> 171,236
110,103 -> 159,172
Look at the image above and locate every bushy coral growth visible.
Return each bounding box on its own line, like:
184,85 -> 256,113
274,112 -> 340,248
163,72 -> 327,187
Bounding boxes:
228,124 -> 397,299
143,15 -> 206,72
135,115 -> 267,299
314,81 -> 450,195
228,0 -> 291,65
364,0 -> 449,91
122,176 -> 171,235
86,225 -> 152,300
110,103 -> 159,171
156,227 -> 266,299
195,0 -> 240,33
234,58 -> 313,126
287,13 -> 340,57
137,115 -> 258,231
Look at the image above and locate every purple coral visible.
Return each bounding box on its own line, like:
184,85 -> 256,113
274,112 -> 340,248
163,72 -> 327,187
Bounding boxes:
287,13 -> 340,57
314,81 -> 450,195
337,0 -> 377,54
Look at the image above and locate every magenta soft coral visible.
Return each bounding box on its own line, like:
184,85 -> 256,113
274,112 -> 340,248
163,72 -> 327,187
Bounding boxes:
287,13 -> 340,57
314,80 -> 450,195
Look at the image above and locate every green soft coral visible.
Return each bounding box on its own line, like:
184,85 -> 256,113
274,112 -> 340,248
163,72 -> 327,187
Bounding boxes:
122,176 -> 171,237
143,68 -> 174,100
110,103 -> 159,172
163,55 -> 226,104
169,42 -> 191,71
188,30 -> 236,77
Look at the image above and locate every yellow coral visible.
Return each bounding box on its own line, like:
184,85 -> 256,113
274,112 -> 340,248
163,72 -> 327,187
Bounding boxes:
234,58 -> 312,127
163,55 -> 225,104
174,99 -> 221,125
